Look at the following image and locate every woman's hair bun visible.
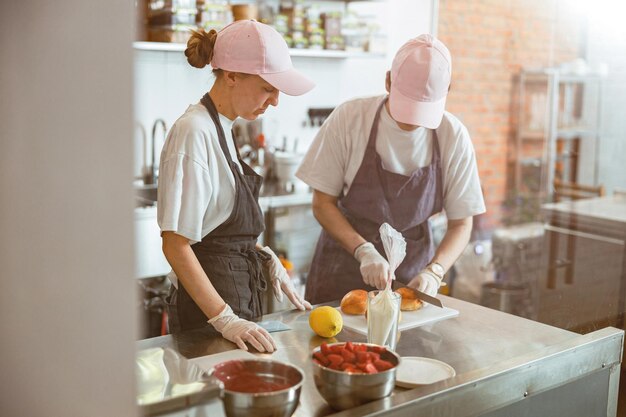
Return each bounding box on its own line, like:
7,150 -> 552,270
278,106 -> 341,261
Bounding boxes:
185,28 -> 218,69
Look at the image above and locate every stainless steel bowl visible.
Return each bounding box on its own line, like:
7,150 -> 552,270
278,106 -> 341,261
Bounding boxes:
311,342 -> 401,410
209,359 -> 304,417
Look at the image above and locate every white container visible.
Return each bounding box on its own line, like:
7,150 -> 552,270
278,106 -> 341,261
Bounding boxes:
273,151 -> 307,192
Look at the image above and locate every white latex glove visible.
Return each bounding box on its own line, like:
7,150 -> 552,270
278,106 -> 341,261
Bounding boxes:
354,242 -> 390,289
208,304 -> 277,353
261,246 -> 312,311
408,269 -> 442,297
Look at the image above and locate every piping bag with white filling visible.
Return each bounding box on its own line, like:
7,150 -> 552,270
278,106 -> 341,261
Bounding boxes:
367,223 -> 406,346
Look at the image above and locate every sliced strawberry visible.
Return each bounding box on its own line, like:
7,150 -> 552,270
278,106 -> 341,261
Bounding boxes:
313,351 -> 330,366
327,354 -> 344,368
329,345 -> 344,354
320,342 -> 331,356
340,349 -> 356,363
353,344 -> 368,352
355,362 -> 368,371
364,363 -> 379,374
367,352 -> 380,362
355,351 -> 369,364
344,341 -> 354,352
370,346 -> 387,354
373,359 -> 395,371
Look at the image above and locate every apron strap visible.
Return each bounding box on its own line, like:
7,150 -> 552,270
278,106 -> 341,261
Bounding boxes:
200,93 -> 234,161
365,97 -> 388,152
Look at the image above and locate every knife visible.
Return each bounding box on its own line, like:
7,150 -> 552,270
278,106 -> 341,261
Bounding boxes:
392,281 -> 444,308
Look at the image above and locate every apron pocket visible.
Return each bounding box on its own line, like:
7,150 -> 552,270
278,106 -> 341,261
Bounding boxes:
228,258 -> 255,319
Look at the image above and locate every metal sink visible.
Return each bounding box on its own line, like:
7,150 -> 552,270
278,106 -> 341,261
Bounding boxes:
135,183 -> 158,207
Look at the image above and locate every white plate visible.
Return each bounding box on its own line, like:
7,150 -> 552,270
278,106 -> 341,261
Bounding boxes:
395,357 -> 456,388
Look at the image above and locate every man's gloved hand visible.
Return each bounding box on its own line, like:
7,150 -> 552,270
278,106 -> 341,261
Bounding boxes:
407,269 -> 442,297
353,242 -> 390,289
208,304 -> 277,352
261,246 -> 312,311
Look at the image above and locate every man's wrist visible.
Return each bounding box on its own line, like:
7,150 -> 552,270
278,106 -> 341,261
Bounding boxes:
353,241 -> 372,259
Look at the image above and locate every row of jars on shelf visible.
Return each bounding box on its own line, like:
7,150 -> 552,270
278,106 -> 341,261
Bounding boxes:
140,0 -> 384,53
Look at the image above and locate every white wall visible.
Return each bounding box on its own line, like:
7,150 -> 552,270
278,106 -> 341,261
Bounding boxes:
0,2 -> 138,417
133,0 -> 436,178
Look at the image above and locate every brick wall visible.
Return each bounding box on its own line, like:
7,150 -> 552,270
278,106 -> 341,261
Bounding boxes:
438,0 -> 583,230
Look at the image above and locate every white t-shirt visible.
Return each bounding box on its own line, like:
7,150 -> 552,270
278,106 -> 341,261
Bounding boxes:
296,95 -> 486,220
157,102 -> 242,244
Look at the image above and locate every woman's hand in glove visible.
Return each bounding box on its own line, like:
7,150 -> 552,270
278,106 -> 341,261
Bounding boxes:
261,247 -> 312,311
208,304 -> 277,352
407,269 -> 442,297
353,242 -> 389,289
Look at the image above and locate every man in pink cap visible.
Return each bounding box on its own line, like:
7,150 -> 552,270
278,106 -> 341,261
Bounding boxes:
159,20 -> 314,352
298,34 -> 485,304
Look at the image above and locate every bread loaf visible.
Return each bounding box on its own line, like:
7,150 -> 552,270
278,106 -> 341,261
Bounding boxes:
395,287 -> 423,311
340,289 -> 368,315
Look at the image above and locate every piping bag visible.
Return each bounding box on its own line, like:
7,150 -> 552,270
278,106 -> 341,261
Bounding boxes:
367,223 -> 406,346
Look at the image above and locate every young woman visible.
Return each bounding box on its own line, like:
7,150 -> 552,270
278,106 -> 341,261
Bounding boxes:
158,20 -> 314,352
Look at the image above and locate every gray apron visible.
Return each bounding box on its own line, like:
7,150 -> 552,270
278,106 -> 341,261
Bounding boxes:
166,93 -> 269,333
304,97 -> 444,304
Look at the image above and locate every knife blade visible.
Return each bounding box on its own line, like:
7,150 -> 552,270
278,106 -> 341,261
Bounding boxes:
391,281 -> 444,308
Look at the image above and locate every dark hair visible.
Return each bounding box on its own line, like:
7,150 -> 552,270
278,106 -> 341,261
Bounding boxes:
185,28 -> 218,69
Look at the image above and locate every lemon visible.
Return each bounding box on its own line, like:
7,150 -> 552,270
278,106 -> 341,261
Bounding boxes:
309,306 -> 343,338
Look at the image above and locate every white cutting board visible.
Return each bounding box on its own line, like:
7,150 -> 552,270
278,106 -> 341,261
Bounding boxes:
338,305 -> 459,335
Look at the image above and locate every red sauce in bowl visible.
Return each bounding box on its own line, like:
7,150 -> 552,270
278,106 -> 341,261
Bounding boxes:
212,360 -> 299,393
221,372 -> 291,393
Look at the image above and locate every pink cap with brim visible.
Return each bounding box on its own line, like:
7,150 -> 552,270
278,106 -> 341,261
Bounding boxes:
389,34 -> 452,129
211,20 -> 315,96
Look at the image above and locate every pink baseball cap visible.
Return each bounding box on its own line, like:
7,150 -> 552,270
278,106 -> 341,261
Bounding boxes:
389,34 -> 452,129
211,20 -> 315,96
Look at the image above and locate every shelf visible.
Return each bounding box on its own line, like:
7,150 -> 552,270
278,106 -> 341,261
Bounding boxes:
556,129 -> 598,140
522,69 -> 605,84
520,129 -> 598,141
133,41 -> 384,58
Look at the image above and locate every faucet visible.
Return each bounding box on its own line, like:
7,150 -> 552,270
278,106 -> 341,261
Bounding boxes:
135,121 -> 151,184
147,118 -> 167,186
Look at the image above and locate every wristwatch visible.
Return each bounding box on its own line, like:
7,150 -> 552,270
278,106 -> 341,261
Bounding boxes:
427,262 -> 445,280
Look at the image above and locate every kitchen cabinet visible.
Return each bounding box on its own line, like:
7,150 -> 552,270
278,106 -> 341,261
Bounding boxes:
137,295 -> 624,416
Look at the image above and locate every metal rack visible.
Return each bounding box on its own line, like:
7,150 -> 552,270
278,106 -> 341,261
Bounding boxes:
514,69 -> 604,201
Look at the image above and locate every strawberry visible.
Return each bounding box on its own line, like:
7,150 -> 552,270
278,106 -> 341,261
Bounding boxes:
355,351 -> 369,364
370,346 -> 387,354
340,349 -> 356,363
320,342 -> 332,356
313,351 -> 330,366
373,359 -> 395,371
364,363 -> 379,374
327,354 -> 344,368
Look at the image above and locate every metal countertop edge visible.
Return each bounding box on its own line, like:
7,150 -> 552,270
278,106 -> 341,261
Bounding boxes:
328,326 -> 624,417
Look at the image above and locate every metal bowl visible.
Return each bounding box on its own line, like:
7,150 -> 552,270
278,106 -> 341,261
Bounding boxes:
311,342 -> 401,410
209,359 -> 304,417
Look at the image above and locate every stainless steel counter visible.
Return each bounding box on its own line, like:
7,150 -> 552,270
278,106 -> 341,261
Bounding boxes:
137,296 -> 624,416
